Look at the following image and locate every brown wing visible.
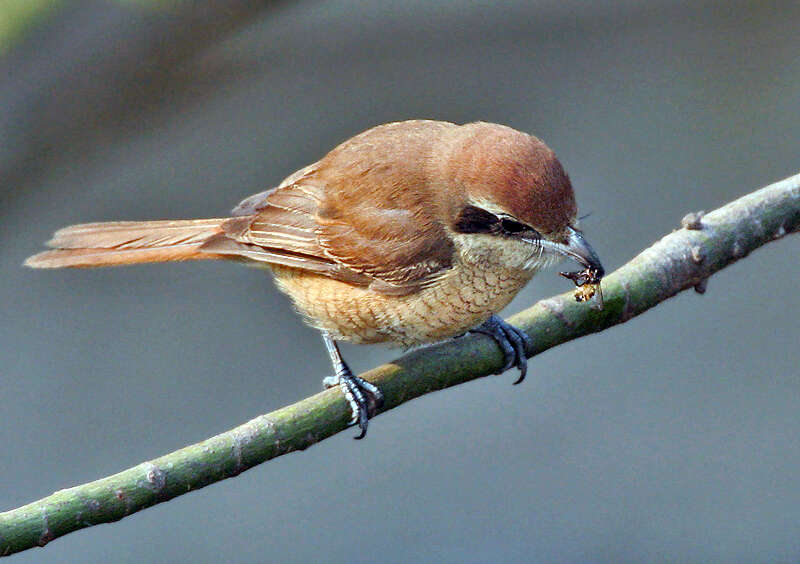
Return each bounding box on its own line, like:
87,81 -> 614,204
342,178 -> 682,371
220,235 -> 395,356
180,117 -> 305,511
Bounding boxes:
206,122 -> 458,294
206,179 -> 455,295
310,121 -> 457,291
202,181 -> 371,285
314,187 -> 455,291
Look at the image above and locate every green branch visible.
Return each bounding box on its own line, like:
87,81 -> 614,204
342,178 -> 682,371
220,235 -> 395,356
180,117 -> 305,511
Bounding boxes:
2,173 -> 798,556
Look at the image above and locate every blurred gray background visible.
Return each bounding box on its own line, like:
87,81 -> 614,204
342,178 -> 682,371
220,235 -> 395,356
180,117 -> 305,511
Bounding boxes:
1,0 -> 799,561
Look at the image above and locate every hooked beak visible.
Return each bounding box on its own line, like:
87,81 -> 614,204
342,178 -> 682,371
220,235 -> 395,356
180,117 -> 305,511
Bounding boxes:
521,226 -> 605,279
561,227 -> 604,278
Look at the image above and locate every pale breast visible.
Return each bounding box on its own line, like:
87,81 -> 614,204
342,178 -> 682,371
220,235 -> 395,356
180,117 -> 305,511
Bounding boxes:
270,260 -> 533,347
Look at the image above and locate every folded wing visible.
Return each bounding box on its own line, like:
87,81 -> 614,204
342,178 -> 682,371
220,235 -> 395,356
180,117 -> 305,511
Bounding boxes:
207,161 -> 455,295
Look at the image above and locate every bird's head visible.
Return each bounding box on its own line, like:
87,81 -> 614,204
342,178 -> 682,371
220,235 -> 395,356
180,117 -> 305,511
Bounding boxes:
436,122 -> 604,278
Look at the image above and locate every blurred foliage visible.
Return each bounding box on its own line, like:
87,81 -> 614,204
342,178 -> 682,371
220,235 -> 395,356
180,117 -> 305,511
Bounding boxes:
113,0 -> 194,13
0,0 -> 287,202
0,0 -> 198,55
0,0 -> 62,53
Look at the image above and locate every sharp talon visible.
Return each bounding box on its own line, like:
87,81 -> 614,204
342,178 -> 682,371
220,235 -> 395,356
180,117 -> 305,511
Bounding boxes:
354,401 -> 369,440
328,369 -> 382,438
322,333 -> 382,438
512,361 -> 527,385
470,314 -> 531,384
506,325 -> 528,384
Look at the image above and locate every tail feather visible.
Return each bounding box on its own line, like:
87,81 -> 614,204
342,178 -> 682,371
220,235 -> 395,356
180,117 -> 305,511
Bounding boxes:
25,218 -> 229,269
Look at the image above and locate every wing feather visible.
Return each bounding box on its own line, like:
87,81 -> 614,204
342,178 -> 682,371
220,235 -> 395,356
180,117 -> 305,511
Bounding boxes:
216,121 -> 457,294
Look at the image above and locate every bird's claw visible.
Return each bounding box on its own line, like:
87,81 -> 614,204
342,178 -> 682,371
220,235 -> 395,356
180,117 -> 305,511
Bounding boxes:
324,370 -> 384,439
470,314 -> 532,384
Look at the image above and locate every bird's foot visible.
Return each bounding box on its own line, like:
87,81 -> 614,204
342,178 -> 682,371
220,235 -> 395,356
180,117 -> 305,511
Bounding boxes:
323,369 -> 384,439
470,314 -> 532,384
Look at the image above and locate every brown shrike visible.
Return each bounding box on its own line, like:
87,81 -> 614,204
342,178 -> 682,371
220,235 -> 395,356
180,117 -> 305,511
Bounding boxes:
26,120 -> 604,438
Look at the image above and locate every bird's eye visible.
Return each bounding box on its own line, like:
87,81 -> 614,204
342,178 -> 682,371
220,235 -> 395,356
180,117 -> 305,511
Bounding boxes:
454,205 -> 500,234
500,218 -> 528,234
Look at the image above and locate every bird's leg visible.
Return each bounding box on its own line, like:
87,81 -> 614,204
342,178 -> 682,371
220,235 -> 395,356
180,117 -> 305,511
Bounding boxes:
321,332 -> 384,439
469,314 -> 533,385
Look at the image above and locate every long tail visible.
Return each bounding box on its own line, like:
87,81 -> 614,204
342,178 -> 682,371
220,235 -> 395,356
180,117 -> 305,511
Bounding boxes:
24,218 -> 229,268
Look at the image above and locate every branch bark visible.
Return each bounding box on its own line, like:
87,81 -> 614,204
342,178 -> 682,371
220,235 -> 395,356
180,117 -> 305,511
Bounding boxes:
1,173 -> 798,556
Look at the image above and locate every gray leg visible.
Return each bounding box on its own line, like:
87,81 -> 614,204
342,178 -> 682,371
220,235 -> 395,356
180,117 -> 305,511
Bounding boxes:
322,333 -> 384,439
470,314 -> 533,384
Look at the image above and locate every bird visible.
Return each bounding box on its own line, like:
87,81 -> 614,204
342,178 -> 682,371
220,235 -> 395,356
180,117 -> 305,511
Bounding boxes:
25,120 -> 604,438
